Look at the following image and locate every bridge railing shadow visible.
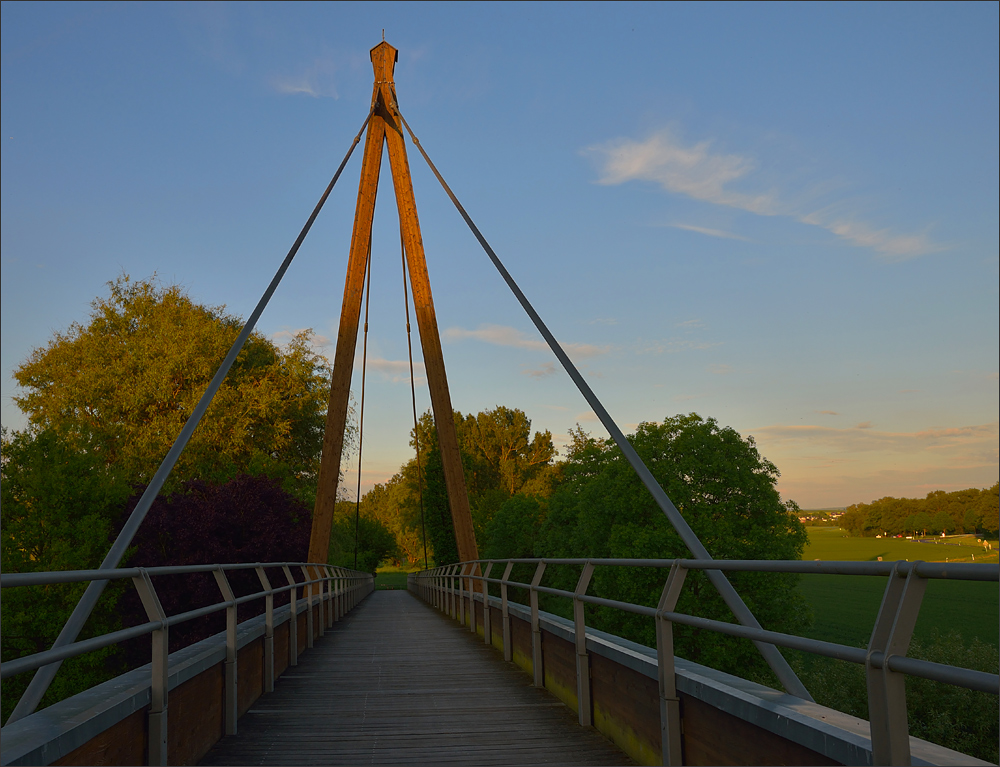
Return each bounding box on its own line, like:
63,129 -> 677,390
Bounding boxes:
412,557 -> 998,767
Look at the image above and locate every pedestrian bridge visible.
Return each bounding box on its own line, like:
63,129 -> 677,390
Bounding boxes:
2,38 -> 997,767
2,557 -> 995,766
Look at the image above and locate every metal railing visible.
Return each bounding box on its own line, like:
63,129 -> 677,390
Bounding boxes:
411,557 -> 998,767
1,562 -> 374,765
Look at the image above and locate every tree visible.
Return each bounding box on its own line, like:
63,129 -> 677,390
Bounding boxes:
116,474 -> 313,666
327,506 -> 399,574
535,414 -> 810,683
3,275 -> 347,721
13,275 -> 337,501
1,427 -> 130,724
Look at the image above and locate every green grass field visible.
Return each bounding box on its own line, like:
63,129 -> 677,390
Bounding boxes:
374,566 -> 414,590
803,525 -> 998,564
798,527 -> 999,648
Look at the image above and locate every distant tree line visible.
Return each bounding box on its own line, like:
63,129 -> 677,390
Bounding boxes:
839,485 -> 999,538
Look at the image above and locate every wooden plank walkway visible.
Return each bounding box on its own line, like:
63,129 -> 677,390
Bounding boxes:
200,590 -> 632,766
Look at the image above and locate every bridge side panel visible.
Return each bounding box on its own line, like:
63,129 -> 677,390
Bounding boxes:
51,709 -> 145,767
680,695 -> 838,766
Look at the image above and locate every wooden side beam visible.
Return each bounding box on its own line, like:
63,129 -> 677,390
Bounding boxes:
307,86 -> 386,566
308,40 -> 479,566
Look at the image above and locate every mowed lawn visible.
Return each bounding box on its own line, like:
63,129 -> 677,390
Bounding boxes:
798,527 -> 999,648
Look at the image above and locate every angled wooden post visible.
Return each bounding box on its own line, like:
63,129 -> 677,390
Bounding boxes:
308,40 -> 479,566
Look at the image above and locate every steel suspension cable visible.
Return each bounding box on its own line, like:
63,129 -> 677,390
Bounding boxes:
8,110 -> 375,723
394,107 -> 812,702
354,238 -> 374,570
399,226 -> 430,569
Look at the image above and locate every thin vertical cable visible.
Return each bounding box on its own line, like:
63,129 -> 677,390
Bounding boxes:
400,228 -> 429,569
354,239 -> 374,570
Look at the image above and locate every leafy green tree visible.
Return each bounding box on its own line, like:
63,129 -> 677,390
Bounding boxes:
1,427 -> 130,724
358,474 -> 426,566
13,275 -> 335,501
803,631 -> 998,763
535,414 -> 810,683
328,503 -> 399,574
365,406 -> 558,567
484,495 -> 546,560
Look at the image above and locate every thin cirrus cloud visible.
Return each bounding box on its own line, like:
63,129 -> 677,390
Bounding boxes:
360,357 -> 426,385
268,57 -> 340,98
444,324 -> 611,359
585,129 -> 939,260
666,223 -> 751,242
753,421 -> 999,460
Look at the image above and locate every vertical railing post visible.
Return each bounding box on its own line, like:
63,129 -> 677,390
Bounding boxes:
300,566 -> 315,648
867,562 -> 927,766
334,567 -> 343,621
132,569 -> 169,767
468,562 -> 478,634
255,566 -> 275,694
482,562 -> 494,646
449,565 -> 458,619
213,568 -> 238,736
282,566 -> 298,667
315,566 -> 326,636
656,562 -> 687,766
458,563 -> 467,626
530,561 -> 547,687
324,566 -> 335,628
500,561 -> 515,662
574,561 -> 595,726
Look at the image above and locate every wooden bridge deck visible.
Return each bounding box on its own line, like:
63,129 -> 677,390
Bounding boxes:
199,589 -> 632,766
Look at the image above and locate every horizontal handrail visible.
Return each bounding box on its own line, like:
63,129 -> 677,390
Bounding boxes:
414,557 -> 998,692
1,561 -> 359,588
1,562 -> 373,681
458,556 -> 997,580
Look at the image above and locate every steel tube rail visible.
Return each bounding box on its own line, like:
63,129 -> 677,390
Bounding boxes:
2,564 -> 372,683
398,109 -> 811,700
7,112 -> 374,724
1,561 -> 343,589
2,622 -> 161,679
460,556 -> 997,581
414,557 -> 999,696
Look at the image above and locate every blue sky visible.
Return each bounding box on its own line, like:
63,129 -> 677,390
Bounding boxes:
2,2 -> 997,508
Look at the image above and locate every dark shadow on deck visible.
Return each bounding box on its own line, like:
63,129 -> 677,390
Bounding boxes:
199,590 -> 632,766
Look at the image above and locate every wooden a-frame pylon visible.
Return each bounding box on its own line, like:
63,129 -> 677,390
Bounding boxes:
307,40 -> 479,567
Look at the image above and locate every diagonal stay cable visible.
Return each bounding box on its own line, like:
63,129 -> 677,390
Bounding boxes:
394,107 -> 812,701
7,109 -> 375,724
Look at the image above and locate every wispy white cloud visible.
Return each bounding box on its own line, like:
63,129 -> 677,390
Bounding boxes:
586,128 -> 940,260
522,362 -> 557,378
444,324 -> 611,358
707,363 -> 733,375
754,421 -> 999,507
798,210 -> 940,261
635,338 -> 720,355
268,57 -> 340,98
667,223 -> 750,241
676,319 -> 705,329
817,410 -> 839,416
753,421 -> 999,457
589,130 -> 777,214
358,357 -> 426,385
